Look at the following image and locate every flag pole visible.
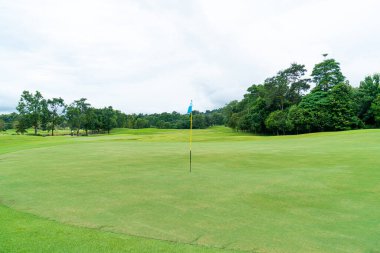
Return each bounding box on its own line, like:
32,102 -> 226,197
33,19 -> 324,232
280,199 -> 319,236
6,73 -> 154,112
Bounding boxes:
190,110 -> 192,173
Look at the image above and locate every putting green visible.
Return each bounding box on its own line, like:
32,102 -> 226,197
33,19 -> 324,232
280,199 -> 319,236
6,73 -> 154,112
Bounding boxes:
1,127 -> 379,252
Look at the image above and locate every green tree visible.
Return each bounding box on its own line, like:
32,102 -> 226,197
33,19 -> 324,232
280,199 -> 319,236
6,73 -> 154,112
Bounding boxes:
15,117 -> 28,135
16,90 -> 45,135
46,97 -> 65,136
370,94 -> 380,127
311,58 -> 345,92
83,107 -> 97,135
356,74 -> 380,126
287,105 -> 306,134
224,63 -> 310,134
298,91 -> 330,132
0,119 -> 5,131
66,98 -> 90,135
192,113 -> 206,129
66,105 -> 80,135
263,75 -> 289,111
263,63 -> 310,111
265,110 -> 289,135
126,114 -> 137,128
115,110 -> 127,128
328,83 -> 361,130
283,63 -> 311,104
244,98 -> 268,133
135,118 -> 149,129
101,106 -> 117,134
0,113 -> 18,130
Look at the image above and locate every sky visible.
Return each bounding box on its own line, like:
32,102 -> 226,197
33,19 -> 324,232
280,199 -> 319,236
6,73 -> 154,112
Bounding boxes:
0,0 -> 379,114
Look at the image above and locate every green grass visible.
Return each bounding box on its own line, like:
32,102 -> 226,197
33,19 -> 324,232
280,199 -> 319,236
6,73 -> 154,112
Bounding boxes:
0,204 -> 238,253
1,127 -> 380,252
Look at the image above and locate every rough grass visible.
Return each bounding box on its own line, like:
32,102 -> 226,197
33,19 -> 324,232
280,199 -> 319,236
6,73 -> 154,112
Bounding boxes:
1,127 -> 380,252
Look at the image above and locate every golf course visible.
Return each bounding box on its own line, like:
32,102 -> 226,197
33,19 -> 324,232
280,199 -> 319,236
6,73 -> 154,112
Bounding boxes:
0,127 -> 379,253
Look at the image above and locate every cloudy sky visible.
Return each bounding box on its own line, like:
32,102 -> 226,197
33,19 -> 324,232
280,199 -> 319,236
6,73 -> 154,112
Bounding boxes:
0,0 -> 379,114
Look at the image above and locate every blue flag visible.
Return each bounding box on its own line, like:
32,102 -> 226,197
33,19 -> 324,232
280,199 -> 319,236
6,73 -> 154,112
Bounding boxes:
187,100 -> 193,114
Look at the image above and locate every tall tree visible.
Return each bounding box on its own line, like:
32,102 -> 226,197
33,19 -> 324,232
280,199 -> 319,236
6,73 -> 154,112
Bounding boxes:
311,58 -> 345,92
263,63 -> 310,111
83,107 -> 97,135
282,63 -> 310,104
66,98 -> 90,135
265,110 -> 289,135
298,90 -> 331,132
115,110 -> 127,128
0,119 -> 5,131
100,106 -> 117,134
15,117 -> 28,135
46,97 -> 65,136
287,105 -> 306,134
356,74 -> 380,126
263,75 -> 289,111
327,83 -> 361,130
16,90 -> 45,135
370,95 -> 380,127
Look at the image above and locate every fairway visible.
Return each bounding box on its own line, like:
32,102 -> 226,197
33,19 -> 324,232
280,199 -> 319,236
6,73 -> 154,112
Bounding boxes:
1,127 -> 380,252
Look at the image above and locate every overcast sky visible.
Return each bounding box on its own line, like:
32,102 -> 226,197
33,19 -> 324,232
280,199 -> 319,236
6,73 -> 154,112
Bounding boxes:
0,0 -> 379,114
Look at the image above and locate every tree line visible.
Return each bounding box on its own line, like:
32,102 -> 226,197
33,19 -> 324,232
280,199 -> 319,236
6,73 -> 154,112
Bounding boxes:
224,58 -> 380,135
0,93 -> 224,135
1,56 -> 379,136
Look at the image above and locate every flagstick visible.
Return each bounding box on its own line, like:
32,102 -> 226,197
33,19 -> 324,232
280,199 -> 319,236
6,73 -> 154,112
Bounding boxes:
189,111 -> 193,173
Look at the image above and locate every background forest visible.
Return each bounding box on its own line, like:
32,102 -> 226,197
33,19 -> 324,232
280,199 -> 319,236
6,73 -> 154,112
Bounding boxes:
1,57 -> 379,136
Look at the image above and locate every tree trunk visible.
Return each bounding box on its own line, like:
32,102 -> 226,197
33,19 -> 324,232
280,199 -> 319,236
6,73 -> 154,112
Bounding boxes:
34,126 -> 37,135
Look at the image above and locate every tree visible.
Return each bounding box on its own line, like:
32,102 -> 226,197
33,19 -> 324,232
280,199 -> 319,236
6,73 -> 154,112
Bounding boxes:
15,117 -> 28,135
282,63 -> 310,104
355,74 -> 380,126
135,118 -> 149,129
298,90 -> 331,132
263,75 -> 289,111
101,106 -> 117,134
66,98 -> 90,135
193,113 -> 206,129
115,110 -> 127,128
328,83 -> 361,130
370,95 -> 380,127
223,63 -> 310,134
311,58 -> 345,92
83,107 -> 97,135
16,90 -> 45,135
0,119 -> 5,131
287,105 -> 306,134
244,98 -> 268,133
46,97 -> 65,136
265,110 -> 289,135
209,112 -> 225,126
0,113 -> 18,130
263,63 -> 310,111
66,105 -> 80,135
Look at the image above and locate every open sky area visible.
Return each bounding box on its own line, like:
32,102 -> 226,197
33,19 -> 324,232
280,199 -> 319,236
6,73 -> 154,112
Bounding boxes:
1,0 -> 380,114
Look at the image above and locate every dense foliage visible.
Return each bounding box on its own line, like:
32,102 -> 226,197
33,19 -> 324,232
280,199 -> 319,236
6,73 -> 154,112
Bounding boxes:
224,58 -> 379,134
1,57 -> 379,136
1,95 -> 223,135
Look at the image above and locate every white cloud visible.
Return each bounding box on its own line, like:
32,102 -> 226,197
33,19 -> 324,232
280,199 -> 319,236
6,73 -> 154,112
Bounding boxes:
1,0 -> 379,114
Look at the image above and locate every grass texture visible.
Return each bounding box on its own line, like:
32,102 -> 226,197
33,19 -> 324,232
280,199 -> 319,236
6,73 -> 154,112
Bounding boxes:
1,127 -> 379,252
